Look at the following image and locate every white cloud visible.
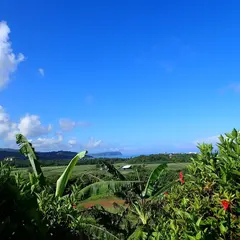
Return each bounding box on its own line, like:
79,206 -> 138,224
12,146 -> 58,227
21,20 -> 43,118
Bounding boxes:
0,106 -> 107,152
68,139 -> 77,145
38,68 -> 44,76
59,118 -> 90,131
84,137 -> 102,149
0,21 -> 24,90
18,114 -> 51,138
0,106 -> 52,141
59,119 -> 76,131
30,135 -> 64,151
0,106 -> 12,136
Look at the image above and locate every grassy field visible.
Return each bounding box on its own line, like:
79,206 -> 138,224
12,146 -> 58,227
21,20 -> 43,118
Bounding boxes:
13,162 -> 189,178
12,162 -> 188,209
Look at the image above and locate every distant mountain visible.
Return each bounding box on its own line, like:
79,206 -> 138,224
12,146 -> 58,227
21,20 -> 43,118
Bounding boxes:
0,148 -> 18,152
0,148 -> 122,161
89,151 -> 122,157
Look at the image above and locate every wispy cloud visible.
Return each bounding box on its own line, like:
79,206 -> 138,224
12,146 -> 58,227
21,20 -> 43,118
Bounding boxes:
38,68 -> 44,77
0,21 -> 24,90
68,139 -> 77,146
84,137 -> 102,149
59,118 -> 90,132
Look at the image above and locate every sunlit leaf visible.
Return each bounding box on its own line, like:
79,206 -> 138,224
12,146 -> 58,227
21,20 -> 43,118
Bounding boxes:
55,151 -> 87,197
142,164 -> 167,198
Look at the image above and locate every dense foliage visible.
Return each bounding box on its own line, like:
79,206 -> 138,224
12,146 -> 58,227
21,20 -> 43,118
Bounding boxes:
128,153 -> 196,164
1,129 -> 240,239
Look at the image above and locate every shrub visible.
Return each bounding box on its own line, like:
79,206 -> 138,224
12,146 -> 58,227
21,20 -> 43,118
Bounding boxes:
155,129 -> 240,239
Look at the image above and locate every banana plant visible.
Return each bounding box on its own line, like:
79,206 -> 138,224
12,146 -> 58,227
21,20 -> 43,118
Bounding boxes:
16,134 -> 46,186
16,134 -> 87,197
75,161 -> 142,201
100,162 -> 169,200
99,162 -> 170,225
141,163 -> 167,198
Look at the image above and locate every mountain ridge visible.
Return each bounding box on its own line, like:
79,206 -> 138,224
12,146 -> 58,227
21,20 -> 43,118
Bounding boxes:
0,148 -> 122,160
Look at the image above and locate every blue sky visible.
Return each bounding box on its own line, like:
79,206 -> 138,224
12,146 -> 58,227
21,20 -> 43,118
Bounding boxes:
0,0 -> 239,154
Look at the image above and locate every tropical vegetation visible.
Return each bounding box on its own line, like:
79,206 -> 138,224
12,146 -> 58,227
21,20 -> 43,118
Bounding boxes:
1,129 -> 240,239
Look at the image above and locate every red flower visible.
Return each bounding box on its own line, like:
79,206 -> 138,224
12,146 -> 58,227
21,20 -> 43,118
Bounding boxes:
179,171 -> 184,184
221,200 -> 230,211
72,204 -> 77,209
164,192 -> 169,195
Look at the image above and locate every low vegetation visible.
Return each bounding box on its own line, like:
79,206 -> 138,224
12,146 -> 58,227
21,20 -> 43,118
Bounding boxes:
1,129 -> 240,239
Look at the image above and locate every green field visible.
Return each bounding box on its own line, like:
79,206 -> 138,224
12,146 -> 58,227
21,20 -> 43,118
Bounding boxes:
13,162 -> 189,178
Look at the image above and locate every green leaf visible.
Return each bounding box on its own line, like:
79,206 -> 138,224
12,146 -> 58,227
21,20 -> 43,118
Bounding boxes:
219,135 -> 224,144
55,150 -> 87,197
225,133 -> 232,139
80,223 -> 120,240
127,227 -> 148,240
232,142 -> 239,154
142,164 -> 167,198
150,180 -> 176,200
169,220 -> 175,231
16,134 -> 46,186
132,202 -> 148,225
196,231 -> 201,240
232,170 -> 240,177
196,216 -> 202,227
220,167 -> 227,182
187,235 -> 196,240
101,160 -> 126,180
78,180 -> 141,201
232,128 -> 238,138
219,223 -> 227,235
